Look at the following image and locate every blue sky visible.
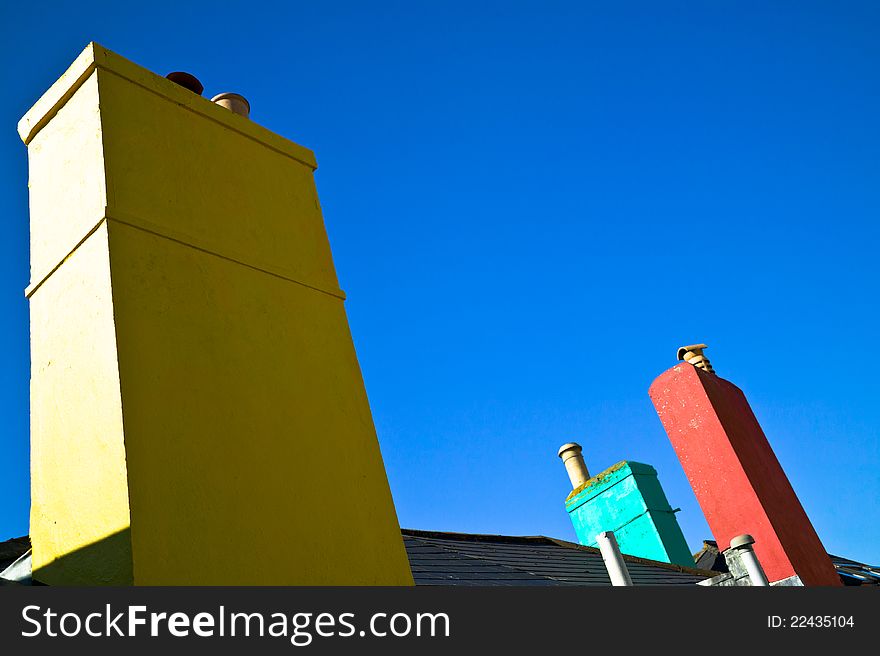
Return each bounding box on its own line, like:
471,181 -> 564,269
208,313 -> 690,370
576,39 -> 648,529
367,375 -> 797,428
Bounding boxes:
1,2 -> 878,563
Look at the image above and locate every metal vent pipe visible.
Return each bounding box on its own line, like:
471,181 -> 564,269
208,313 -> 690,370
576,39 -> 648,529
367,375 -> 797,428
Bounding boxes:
597,531 -> 634,586
730,534 -> 770,586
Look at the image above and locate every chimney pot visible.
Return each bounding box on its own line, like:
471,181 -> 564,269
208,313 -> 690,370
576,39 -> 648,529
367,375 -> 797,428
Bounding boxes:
165,71 -> 204,96
557,442 -> 590,490
677,343 -> 715,374
212,92 -> 250,119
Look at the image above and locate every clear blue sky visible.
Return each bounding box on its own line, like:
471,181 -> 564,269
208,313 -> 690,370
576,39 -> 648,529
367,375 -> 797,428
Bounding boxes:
1,2 -> 878,563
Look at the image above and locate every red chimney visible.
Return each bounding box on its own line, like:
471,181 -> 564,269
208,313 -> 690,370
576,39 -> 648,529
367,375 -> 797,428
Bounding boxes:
648,349 -> 841,586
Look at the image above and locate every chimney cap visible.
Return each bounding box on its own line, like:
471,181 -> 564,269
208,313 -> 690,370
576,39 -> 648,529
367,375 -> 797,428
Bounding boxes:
557,442 -> 582,458
677,343 -> 708,361
677,343 -> 715,374
729,534 -> 756,550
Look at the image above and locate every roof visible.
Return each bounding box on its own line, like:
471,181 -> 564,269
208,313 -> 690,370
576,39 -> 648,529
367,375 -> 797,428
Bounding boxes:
827,555 -> 880,586
4,530 -> 712,586
693,540 -> 729,572
0,536 -> 31,586
0,535 -> 29,572
402,529 -> 715,586
690,539 -> 880,587
3,531 -> 876,586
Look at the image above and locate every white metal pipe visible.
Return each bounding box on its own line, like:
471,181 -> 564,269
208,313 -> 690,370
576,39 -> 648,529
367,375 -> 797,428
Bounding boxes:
730,534 -> 770,586
596,531 -> 634,586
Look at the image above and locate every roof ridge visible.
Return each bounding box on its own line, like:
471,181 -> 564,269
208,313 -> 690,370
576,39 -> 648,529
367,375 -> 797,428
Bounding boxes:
401,528 -> 556,545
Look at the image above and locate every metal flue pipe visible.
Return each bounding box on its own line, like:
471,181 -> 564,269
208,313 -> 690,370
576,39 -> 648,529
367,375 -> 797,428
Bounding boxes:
596,531 -> 634,586
730,534 -> 770,586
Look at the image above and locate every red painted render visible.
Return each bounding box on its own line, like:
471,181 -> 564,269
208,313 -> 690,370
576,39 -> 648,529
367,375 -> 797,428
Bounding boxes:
649,364 -> 841,586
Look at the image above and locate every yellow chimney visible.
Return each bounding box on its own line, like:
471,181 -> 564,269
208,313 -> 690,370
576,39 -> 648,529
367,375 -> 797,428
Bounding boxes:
19,43 -> 414,585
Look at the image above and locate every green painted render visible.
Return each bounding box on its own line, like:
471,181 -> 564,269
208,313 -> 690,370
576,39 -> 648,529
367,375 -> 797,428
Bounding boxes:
564,461 -> 694,567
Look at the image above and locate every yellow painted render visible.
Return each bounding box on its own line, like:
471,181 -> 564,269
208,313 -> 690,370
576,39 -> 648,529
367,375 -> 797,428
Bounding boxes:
29,222 -> 133,585
22,42 -> 414,585
26,70 -> 107,293
108,221 -> 406,584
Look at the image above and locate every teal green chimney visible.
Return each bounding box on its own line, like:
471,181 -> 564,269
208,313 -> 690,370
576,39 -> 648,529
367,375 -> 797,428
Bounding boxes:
561,455 -> 694,567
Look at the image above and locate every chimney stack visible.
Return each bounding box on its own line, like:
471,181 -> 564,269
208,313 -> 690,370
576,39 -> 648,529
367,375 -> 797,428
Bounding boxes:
19,43 -> 413,585
649,346 -> 841,586
557,444 -> 694,567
